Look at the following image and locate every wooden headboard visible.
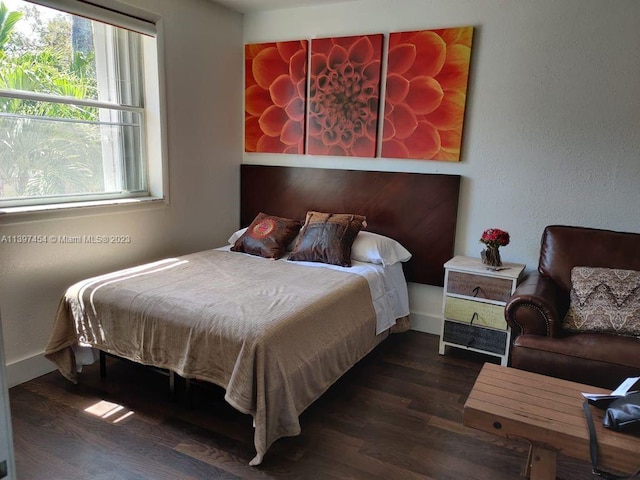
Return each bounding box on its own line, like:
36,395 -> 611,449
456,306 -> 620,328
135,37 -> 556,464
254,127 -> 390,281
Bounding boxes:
240,165 -> 461,286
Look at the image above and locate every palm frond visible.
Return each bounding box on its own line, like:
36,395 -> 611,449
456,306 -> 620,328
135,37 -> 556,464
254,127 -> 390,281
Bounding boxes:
0,3 -> 23,51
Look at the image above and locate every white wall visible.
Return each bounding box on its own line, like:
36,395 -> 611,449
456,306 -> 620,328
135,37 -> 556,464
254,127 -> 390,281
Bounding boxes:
0,0 -> 243,386
242,0 -> 640,333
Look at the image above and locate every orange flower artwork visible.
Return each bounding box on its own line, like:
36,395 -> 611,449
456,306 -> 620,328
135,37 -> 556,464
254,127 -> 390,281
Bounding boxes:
307,34 -> 383,157
245,41 -> 308,154
381,27 -> 473,161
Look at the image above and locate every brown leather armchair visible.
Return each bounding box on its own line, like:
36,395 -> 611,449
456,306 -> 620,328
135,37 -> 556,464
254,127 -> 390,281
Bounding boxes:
505,225 -> 640,389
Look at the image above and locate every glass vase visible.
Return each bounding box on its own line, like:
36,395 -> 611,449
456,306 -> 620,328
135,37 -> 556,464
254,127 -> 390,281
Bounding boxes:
481,246 -> 502,268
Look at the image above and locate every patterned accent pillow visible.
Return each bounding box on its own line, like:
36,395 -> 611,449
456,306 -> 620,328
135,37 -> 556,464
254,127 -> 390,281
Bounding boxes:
563,266 -> 640,337
230,212 -> 302,259
288,211 -> 367,267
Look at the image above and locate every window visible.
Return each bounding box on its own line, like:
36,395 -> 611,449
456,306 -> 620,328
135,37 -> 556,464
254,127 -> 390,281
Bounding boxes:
0,0 -> 162,209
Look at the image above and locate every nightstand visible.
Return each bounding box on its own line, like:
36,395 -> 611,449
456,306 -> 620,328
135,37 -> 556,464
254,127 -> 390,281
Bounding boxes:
439,255 -> 525,366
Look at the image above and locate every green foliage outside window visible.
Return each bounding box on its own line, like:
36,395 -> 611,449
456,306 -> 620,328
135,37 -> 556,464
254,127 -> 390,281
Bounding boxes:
0,1 -> 104,199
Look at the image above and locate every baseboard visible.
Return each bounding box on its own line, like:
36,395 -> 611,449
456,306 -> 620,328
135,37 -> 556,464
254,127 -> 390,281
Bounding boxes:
409,312 -> 442,336
6,353 -> 56,388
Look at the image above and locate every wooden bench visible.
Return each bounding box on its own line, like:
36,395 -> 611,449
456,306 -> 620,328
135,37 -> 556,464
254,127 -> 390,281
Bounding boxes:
463,363 -> 640,479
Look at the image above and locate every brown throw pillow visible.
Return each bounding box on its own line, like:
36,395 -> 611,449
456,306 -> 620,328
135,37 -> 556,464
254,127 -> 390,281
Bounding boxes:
563,266 -> 640,337
231,212 -> 302,259
288,211 -> 366,267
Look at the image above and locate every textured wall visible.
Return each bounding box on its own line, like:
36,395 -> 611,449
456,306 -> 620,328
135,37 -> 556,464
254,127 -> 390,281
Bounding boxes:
242,0 -> 640,332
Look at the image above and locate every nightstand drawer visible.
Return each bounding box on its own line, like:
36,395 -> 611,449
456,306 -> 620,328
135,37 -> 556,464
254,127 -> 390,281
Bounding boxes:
446,271 -> 512,302
444,297 -> 507,330
442,320 -> 507,355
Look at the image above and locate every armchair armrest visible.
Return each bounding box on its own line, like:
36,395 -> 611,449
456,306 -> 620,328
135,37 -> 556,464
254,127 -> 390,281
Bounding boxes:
505,272 -> 569,337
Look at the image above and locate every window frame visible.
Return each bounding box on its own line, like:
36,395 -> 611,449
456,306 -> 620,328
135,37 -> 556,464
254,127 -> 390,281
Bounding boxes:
0,0 -> 166,214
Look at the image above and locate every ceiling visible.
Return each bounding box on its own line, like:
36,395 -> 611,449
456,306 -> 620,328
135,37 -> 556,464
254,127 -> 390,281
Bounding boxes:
211,0 -> 360,14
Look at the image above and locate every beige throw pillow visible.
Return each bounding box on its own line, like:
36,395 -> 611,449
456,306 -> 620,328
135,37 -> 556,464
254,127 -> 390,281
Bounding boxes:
563,266 -> 640,337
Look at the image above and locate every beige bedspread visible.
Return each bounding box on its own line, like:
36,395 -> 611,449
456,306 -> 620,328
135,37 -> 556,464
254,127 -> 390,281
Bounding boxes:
45,249 -> 385,465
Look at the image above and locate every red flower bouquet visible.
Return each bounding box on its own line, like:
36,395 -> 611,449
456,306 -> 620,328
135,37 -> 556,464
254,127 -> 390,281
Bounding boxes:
480,228 -> 510,249
480,228 -> 510,268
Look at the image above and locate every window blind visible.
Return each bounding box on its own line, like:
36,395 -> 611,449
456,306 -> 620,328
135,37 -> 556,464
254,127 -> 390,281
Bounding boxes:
23,0 -> 157,36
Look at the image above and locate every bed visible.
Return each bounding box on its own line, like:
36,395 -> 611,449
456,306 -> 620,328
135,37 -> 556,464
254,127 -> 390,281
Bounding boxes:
45,165 -> 461,466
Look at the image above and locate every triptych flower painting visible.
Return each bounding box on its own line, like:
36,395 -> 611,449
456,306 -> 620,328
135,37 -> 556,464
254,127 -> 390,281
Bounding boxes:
307,34 -> 383,157
245,41 -> 308,154
382,28 -> 473,161
245,26 -> 473,161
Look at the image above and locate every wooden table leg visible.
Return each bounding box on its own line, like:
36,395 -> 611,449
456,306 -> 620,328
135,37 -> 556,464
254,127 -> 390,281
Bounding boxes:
523,445 -> 533,478
527,445 -> 557,480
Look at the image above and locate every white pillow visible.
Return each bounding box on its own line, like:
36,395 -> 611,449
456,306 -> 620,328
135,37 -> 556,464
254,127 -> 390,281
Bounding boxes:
227,227 -> 247,245
351,231 -> 411,266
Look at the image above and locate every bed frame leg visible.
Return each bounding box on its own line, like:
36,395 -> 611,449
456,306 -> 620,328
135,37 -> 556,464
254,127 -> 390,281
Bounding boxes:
185,378 -> 192,408
99,350 -> 106,378
169,371 -> 176,401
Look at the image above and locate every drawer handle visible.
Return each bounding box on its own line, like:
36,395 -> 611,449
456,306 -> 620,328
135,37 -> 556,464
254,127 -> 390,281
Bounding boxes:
472,286 -> 480,297
467,312 -> 478,347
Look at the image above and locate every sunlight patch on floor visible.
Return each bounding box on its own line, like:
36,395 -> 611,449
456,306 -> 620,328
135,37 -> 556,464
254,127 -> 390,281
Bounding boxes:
84,400 -> 134,423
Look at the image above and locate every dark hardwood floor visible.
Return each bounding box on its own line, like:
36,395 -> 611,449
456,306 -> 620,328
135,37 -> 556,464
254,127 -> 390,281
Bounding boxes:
10,331 -> 593,479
